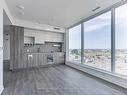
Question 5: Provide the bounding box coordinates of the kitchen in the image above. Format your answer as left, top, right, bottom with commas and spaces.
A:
5, 25, 65, 70
23, 28, 65, 69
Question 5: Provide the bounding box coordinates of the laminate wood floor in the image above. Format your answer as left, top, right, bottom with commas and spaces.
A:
2, 65, 127, 95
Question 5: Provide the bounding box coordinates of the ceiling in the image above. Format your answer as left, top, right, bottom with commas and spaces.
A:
5, 0, 121, 28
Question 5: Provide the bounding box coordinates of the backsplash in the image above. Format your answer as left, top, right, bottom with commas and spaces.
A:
24, 42, 62, 53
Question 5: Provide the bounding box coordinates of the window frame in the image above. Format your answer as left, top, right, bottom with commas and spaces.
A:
67, 0, 127, 77
83, 11, 112, 71
68, 24, 82, 63
114, 3, 127, 76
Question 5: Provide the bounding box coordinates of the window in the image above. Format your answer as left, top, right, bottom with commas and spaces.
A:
69, 24, 81, 63
115, 4, 127, 76
67, 2, 127, 77
83, 12, 111, 71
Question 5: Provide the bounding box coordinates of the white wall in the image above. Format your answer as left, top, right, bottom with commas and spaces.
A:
0, 6, 4, 94
0, 0, 11, 93
0, 0, 11, 94
3, 11, 11, 61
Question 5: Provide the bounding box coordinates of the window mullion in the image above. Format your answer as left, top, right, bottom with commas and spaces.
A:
81, 23, 84, 64
111, 8, 115, 73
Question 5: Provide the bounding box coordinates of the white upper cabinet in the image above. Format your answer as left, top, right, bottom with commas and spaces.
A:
24, 29, 64, 44
35, 36, 45, 44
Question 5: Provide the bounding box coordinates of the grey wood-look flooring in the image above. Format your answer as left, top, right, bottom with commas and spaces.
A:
2, 65, 127, 95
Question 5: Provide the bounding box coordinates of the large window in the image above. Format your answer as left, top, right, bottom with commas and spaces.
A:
115, 4, 127, 76
68, 1, 127, 77
83, 12, 111, 71
69, 24, 81, 63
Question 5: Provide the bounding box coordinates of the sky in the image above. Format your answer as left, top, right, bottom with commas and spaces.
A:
69, 3, 127, 49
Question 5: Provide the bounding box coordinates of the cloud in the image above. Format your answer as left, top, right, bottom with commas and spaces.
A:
84, 23, 109, 32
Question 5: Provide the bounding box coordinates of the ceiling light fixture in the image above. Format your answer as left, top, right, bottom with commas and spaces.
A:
92, 6, 101, 12
54, 27, 60, 30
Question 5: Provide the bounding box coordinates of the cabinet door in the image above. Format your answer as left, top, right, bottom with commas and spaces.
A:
27, 54, 34, 68
55, 53, 65, 64
35, 37, 45, 44
33, 54, 38, 67
47, 54, 54, 64
24, 53, 38, 68
23, 54, 28, 68
53, 53, 57, 64
38, 53, 47, 66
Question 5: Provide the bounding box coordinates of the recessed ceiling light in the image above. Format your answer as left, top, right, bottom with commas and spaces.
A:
16, 5, 25, 10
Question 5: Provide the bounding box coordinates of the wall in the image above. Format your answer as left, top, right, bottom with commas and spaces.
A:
0, 0, 14, 24
0, 6, 4, 94
0, 1, 14, 93
0, 0, 12, 93
3, 11, 12, 61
